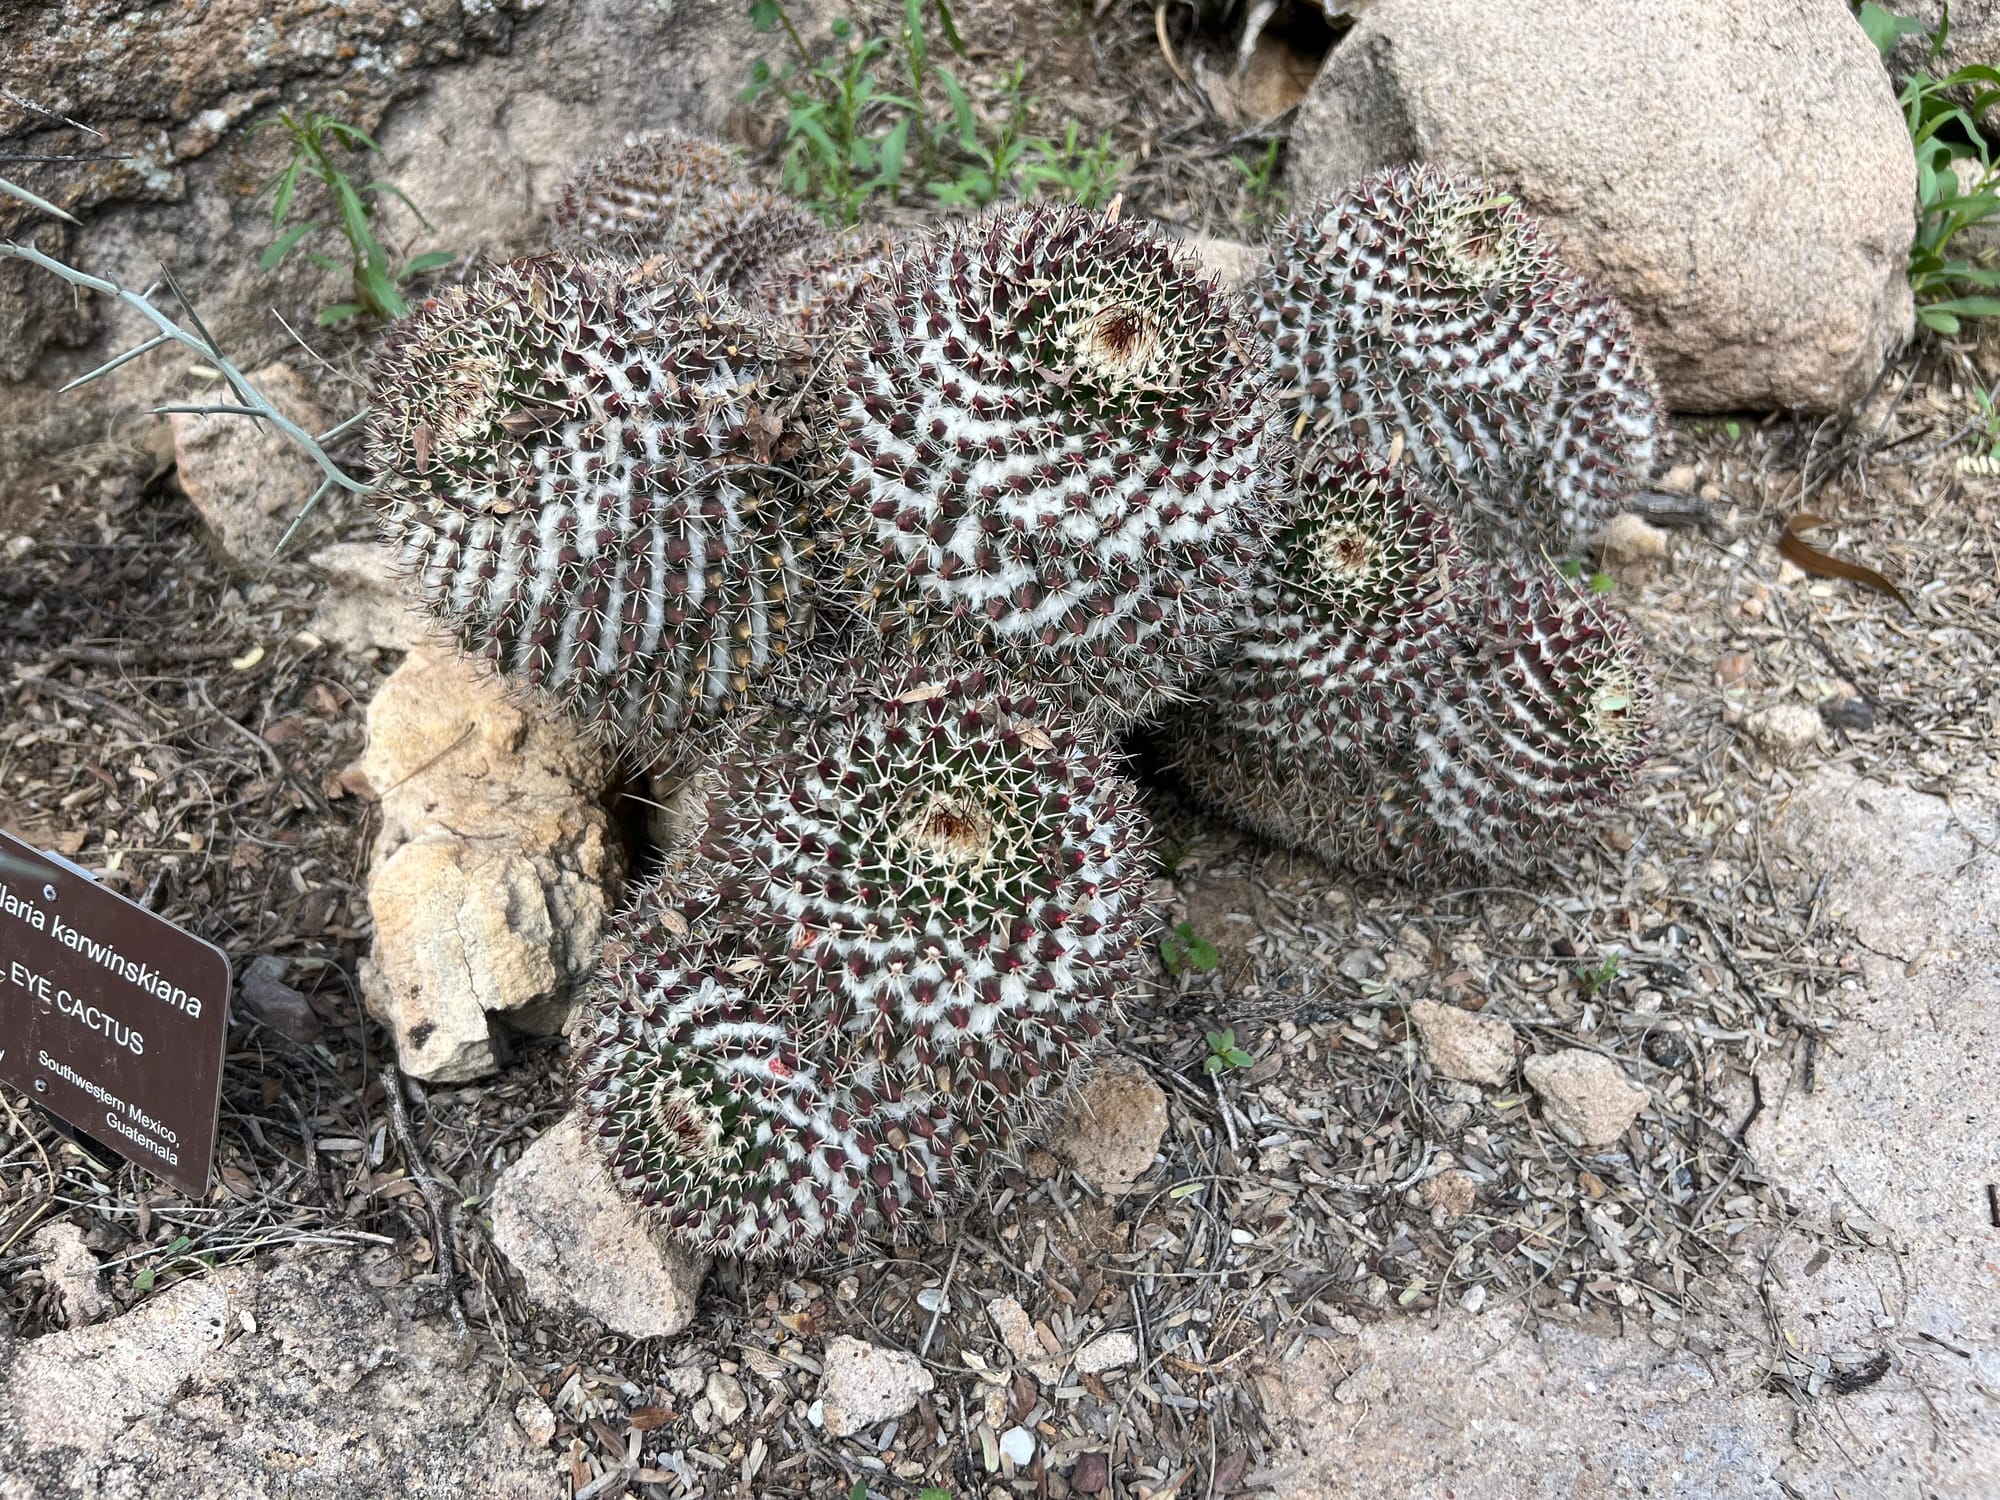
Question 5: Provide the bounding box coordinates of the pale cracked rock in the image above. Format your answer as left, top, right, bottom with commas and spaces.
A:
986, 1296, 1059, 1382
1074, 1331, 1138, 1374
1048, 1058, 1169, 1197
1524, 1049, 1649, 1147
487, 1110, 709, 1340
1409, 999, 1516, 1088
30, 1220, 107, 1324
169, 362, 326, 567
705, 1370, 748, 1425
355, 643, 622, 1081
307, 541, 428, 654
1743, 701, 1824, 764
0, 1247, 556, 1497
814, 1336, 935, 1438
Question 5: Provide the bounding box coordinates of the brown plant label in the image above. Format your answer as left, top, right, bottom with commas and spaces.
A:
0, 829, 229, 1197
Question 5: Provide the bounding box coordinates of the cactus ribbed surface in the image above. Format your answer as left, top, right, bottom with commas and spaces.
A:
551, 135, 825, 298
746, 232, 903, 336
826, 204, 1288, 727
573, 664, 1151, 1258
1259, 167, 1658, 556
364, 254, 823, 750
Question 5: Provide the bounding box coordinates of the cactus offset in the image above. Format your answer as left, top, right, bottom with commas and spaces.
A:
746, 231, 903, 336
551, 135, 825, 298
827, 204, 1288, 727
1259, 167, 1658, 555
574, 664, 1152, 1258
364, 254, 824, 750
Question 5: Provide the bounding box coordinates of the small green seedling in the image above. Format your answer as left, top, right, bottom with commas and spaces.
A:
1160, 920, 1219, 975
1233, 138, 1286, 230
1557, 558, 1616, 594
1576, 952, 1622, 996
249, 109, 455, 324
133, 1232, 193, 1292
1203, 1028, 1253, 1075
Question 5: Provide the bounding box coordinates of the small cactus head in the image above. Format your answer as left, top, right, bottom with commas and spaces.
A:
551, 135, 825, 297
746, 232, 904, 336
363, 254, 824, 751
573, 662, 1154, 1259
827, 203, 1288, 727
1260, 166, 1658, 555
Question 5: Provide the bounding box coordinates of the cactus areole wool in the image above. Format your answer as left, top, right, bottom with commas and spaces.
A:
0, 830, 230, 1197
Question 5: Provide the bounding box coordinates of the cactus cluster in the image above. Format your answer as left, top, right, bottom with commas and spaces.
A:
826, 205, 1286, 726
571, 665, 1150, 1257
361, 131, 1666, 1263
1258, 166, 1658, 556
1167, 444, 1655, 881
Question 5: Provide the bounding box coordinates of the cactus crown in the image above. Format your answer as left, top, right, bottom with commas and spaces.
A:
575, 663, 1151, 1258
364, 254, 822, 749
829, 203, 1286, 727
1259, 166, 1658, 556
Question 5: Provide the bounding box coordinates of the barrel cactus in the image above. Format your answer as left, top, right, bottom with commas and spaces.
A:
573, 664, 1153, 1258
825, 203, 1289, 727
364, 254, 825, 750
1258, 167, 1658, 556
551, 134, 824, 298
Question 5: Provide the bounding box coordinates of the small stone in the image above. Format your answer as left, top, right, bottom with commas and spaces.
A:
1743, 701, 1823, 763
1595, 513, 1668, 573
1523, 1049, 1649, 1147
1418, 1169, 1478, 1221
999, 1425, 1037, 1466
308, 542, 427, 653
1074, 1331, 1138, 1374
487, 1110, 709, 1340
236, 955, 317, 1042
985, 1296, 1058, 1382
169, 362, 326, 566
1070, 1452, 1111, 1494
1338, 947, 1380, 981
1024, 1148, 1059, 1179
1712, 650, 1755, 686
705, 1370, 747, 1425
1047, 1058, 1167, 1198
1819, 695, 1875, 733
816, 1336, 934, 1438
1408, 999, 1516, 1087
1334, 1362, 1392, 1405
4, 535, 32, 561
513, 1393, 556, 1448
1182, 235, 1266, 292
662, 1363, 707, 1399
1658, 463, 1698, 494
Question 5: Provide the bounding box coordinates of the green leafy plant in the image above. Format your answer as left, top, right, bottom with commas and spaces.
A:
1861, 2, 2000, 332
744, 0, 1121, 224
1233, 138, 1286, 231
1558, 558, 1617, 594
1203, 1027, 1253, 1074
249, 109, 454, 325
1576, 952, 1623, 996
132, 1233, 193, 1292
1161, 920, 1220, 975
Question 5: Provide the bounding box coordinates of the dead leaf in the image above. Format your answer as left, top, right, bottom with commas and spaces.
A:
1779, 513, 1911, 613
627, 1405, 673, 1433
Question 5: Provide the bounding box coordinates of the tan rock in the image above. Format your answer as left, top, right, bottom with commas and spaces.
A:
29, 1222, 106, 1325
1595, 513, 1669, 575
1288, 0, 1914, 411
1743, 701, 1823, 764
814, 1336, 935, 1438
356, 644, 620, 1081
1523, 1048, 1648, 1147
1182, 235, 1267, 294
1409, 999, 1516, 1087
487, 1110, 708, 1340
1048, 1058, 1169, 1197
169, 363, 325, 566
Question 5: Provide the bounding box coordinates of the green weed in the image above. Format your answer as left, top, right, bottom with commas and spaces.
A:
1233, 138, 1286, 231
1161, 920, 1220, 975
1862, 1, 2000, 333
1576, 952, 1622, 996
248, 110, 454, 325
1202, 1027, 1253, 1075
1557, 558, 1617, 594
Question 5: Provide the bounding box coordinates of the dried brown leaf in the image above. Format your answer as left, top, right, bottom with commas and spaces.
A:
1779, 513, 1911, 613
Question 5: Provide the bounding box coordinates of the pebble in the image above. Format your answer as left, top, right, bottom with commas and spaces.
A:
1743, 702, 1823, 762
815, 1336, 935, 1438
1408, 999, 1517, 1087
1658, 463, 1697, 494
1047, 1059, 1167, 1198
705, 1370, 747, 1425
1074, 1331, 1138, 1374
999, 1426, 1037, 1466
1523, 1049, 1649, 1147
513, 1393, 556, 1449
1712, 650, 1755, 686
1595, 513, 1668, 571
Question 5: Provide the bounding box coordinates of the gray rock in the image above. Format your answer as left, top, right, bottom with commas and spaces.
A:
1523, 1049, 1649, 1147
169, 362, 325, 566
236, 955, 318, 1043
1047, 1058, 1169, 1198
0, 1248, 555, 1497
1743, 701, 1825, 763
27, 1221, 106, 1325
1408, 999, 1516, 1088
307, 543, 428, 655
1287, 0, 1914, 412
814, 1336, 935, 1439
1074, 1331, 1138, 1374
704, 1370, 748, 1426
487, 1110, 709, 1341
